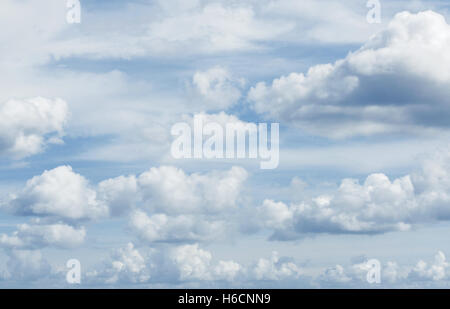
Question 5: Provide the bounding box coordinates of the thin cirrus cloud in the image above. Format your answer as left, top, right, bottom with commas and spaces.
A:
0, 0, 398, 63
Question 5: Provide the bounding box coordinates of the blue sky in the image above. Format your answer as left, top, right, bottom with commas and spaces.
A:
1, 0, 450, 288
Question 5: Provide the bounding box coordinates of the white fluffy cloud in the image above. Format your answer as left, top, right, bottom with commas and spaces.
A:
129, 210, 225, 243
3, 165, 247, 246
5, 166, 108, 220
257, 200, 294, 230
0, 250, 52, 282
248, 11, 450, 138
0, 222, 86, 249
139, 166, 247, 214
316, 251, 450, 287
256, 149, 450, 238
409, 251, 449, 281
0, 97, 68, 158
252, 251, 302, 281
189, 66, 244, 110
88, 243, 306, 286
94, 243, 151, 285
123, 166, 247, 243
171, 244, 242, 282
317, 265, 352, 285
100, 165, 248, 216
0, 166, 105, 251
172, 244, 213, 281
214, 260, 242, 282
97, 175, 138, 217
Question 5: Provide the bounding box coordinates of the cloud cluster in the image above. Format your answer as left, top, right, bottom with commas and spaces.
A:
317, 251, 450, 288
6, 146, 450, 248
89, 245, 450, 288
255, 149, 450, 238
0, 97, 68, 159
6, 241, 450, 288
0, 166, 104, 250
2, 165, 247, 247
248, 11, 450, 138
89, 243, 151, 285
114, 166, 247, 243
171, 244, 243, 282
90, 243, 303, 286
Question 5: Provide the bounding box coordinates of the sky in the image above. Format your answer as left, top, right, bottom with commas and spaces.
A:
1, 0, 450, 288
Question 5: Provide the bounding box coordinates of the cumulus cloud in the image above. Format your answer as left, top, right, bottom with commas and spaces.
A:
255, 149, 450, 238
0, 97, 68, 158
252, 251, 302, 281
139, 166, 247, 214
129, 210, 225, 243
3, 165, 247, 246
109, 243, 150, 283
88, 243, 305, 286
0, 250, 52, 282
214, 260, 242, 282
4, 166, 108, 220
257, 200, 294, 230
316, 251, 450, 287
188, 66, 244, 110
317, 264, 352, 285
248, 11, 450, 138
89, 243, 151, 285
100, 165, 247, 216
122, 166, 247, 243
0, 222, 86, 249
409, 251, 449, 281
171, 244, 242, 282
171, 244, 213, 281
97, 175, 138, 217
0, 166, 105, 252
